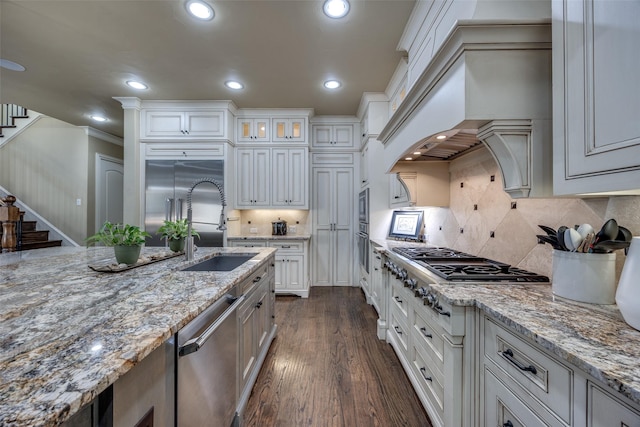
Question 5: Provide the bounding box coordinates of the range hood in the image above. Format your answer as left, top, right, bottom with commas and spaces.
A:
379, 22, 553, 198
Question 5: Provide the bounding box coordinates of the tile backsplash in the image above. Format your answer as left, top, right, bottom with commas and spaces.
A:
226, 209, 311, 236
420, 148, 640, 279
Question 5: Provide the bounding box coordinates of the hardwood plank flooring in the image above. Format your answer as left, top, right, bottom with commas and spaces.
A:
243, 287, 433, 427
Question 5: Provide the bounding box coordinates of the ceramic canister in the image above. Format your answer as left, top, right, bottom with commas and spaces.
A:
616, 236, 640, 331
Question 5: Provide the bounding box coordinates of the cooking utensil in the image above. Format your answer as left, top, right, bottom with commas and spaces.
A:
580, 232, 595, 253
576, 223, 595, 239
538, 225, 557, 237
595, 219, 619, 245
556, 226, 569, 251
536, 234, 563, 250
564, 228, 583, 252
591, 239, 630, 253
618, 226, 633, 255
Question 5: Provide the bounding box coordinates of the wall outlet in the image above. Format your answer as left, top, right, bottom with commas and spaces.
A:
250, 227, 258, 234
289, 225, 296, 233
76, 198, 82, 206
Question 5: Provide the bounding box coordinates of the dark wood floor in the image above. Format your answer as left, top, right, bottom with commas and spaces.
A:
243, 287, 433, 427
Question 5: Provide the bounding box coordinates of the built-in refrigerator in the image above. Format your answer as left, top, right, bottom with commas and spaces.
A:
145, 159, 225, 247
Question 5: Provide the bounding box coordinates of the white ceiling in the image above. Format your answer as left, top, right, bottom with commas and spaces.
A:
0, 0, 415, 138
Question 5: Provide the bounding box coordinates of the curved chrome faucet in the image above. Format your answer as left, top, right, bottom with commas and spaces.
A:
186, 177, 227, 261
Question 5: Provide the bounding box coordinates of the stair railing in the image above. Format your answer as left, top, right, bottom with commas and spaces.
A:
0, 195, 20, 252
1, 104, 27, 128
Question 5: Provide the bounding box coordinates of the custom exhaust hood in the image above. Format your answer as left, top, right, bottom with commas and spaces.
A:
380, 22, 554, 198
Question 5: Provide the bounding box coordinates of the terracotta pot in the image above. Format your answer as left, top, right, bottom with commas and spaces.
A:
114, 245, 141, 265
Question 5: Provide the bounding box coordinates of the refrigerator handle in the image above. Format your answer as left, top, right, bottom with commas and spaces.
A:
176, 198, 184, 220
166, 198, 174, 221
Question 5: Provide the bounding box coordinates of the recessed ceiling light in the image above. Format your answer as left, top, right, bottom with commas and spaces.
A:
405, 157, 413, 161
225, 81, 244, 90
436, 135, 447, 140
323, 0, 350, 18
324, 80, 341, 89
126, 80, 148, 90
186, 0, 214, 20
0, 59, 26, 72
413, 152, 421, 155
91, 115, 107, 122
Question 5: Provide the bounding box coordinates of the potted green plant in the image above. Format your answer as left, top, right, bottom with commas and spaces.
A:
86, 221, 151, 265
157, 218, 199, 253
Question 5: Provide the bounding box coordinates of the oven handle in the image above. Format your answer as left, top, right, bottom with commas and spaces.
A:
179, 294, 246, 357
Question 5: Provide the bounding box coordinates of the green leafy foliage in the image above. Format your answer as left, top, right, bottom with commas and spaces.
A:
157, 219, 200, 240
86, 221, 150, 247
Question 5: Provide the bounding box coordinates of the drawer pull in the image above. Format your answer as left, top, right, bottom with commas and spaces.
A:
419, 367, 433, 382
433, 305, 451, 317
394, 326, 403, 335
394, 296, 403, 303
503, 422, 513, 427
502, 349, 537, 375
419, 327, 433, 339
281, 245, 291, 248
253, 276, 262, 283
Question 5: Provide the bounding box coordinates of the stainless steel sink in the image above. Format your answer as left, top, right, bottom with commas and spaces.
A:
182, 254, 257, 272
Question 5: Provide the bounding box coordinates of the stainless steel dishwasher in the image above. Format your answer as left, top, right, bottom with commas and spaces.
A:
176, 285, 244, 427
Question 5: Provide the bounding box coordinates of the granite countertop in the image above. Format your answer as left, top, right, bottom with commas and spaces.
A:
372, 238, 640, 406
227, 234, 311, 240
0, 245, 276, 427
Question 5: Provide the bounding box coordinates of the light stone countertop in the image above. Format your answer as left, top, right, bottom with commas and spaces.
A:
373, 238, 640, 406
0, 245, 277, 427
227, 234, 311, 240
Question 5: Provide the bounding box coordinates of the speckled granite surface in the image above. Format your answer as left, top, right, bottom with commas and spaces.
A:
0, 246, 276, 427
227, 234, 311, 240
373, 238, 640, 407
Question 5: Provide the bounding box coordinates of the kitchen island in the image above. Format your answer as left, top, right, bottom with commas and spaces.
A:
373, 238, 640, 426
0, 245, 276, 427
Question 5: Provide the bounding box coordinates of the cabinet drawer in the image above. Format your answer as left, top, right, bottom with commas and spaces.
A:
240, 263, 270, 295
484, 367, 553, 427
390, 281, 410, 322
228, 240, 268, 248
269, 241, 304, 253
412, 304, 445, 367
484, 316, 572, 424
144, 143, 225, 158
411, 342, 444, 417
389, 310, 409, 355
589, 382, 640, 426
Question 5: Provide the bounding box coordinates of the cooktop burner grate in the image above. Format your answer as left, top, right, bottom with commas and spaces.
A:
392, 246, 549, 283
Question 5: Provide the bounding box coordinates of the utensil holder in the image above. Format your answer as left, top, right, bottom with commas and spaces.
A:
552, 250, 616, 304
616, 237, 640, 330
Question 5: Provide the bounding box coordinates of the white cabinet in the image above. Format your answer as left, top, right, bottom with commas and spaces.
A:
369, 246, 383, 315
272, 148, 308, 208
227, 240, 267, 248
236, 147, 309, 209
271, 118, 305, 142
141, 110, 226, 140
360, 144, 369, 188
389, 173, 412, 207
236, 148, 270, 208
588, 382, 640, 427
237, 261, 275, 415
311, 124, 355, 149
236, 118, 270, 143
553, 0, 640, 195
311, 166, 354, 287
271, 240, 308, 298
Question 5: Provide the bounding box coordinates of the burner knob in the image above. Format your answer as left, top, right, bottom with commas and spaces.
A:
425, 292, 437, 306
404, 277, 417, 289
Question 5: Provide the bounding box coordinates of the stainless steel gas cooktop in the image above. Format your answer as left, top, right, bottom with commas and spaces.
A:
392, 247, 549, 283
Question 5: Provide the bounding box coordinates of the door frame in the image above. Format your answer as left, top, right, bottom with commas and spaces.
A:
95, 153, 124, 231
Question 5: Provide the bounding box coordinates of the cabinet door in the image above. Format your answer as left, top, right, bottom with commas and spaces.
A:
332, 125, 354, 149
184, 111, 224, 138
236, 149, 270, 207
271, 150, 290, 207
237, 118, 269, 143
311, 125, 333, 148
143, 111, 185, 138
255, 282, 270, 351
553, 0, 640, 194
286, 255, 304, 290
239, 296, 257, 390
272, 118, 305, 142
287, 148, 308, 207
360, 144, 369, 187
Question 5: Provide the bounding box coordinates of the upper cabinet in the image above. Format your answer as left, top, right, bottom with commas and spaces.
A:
140, 105, 232, 141
272, 118, 306, 143
553, 0, 640, 195
237, 118, 270, 143
311, 124, 355, 150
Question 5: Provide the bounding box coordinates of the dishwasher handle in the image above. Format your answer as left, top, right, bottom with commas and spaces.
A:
178, 294, 246, 357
